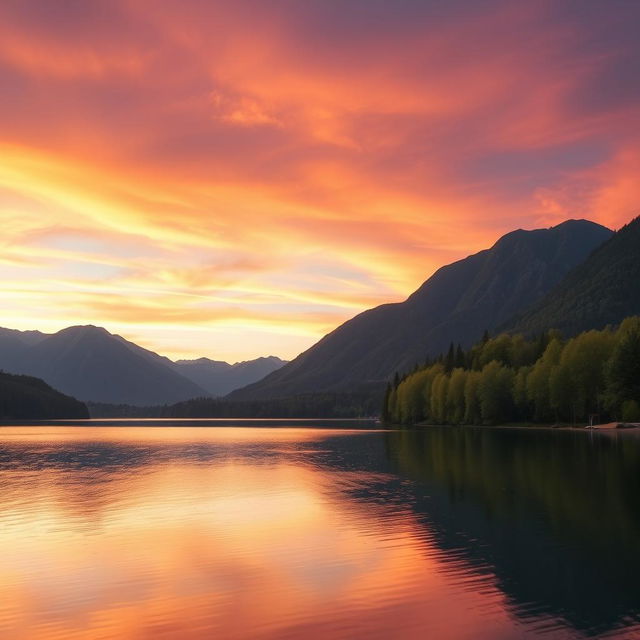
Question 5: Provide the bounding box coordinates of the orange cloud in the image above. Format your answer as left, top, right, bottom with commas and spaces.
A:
0, 0, 638, 359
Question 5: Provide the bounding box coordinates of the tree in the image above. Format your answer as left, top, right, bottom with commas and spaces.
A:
384, 319, 639, 426
430, 372, 449, 424
463, 371, 482, 424
382, 383, 392, 423
447, 368, 467, 424
454, 344, 466, 369
399, 370, 432, 423
422, 364, 444, 421
606, 320, 640, 418
478, 361, 514, 424
512, 366, 532, 420
549, 362, 573, 422
479, 334, 513, 368
388, 387, 399, 423
527, 338, 563, 422
621, 400, 640, 422
554, 330, 614, 422
444, 343, 455, 373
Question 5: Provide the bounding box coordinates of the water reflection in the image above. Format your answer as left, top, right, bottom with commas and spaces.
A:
385, 427, 640, 638
0, 424, 638, 639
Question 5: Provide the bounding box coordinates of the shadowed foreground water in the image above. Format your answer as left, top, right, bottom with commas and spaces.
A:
0, 422, 639, 639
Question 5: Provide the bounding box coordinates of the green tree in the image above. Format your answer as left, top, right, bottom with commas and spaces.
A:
479, 334, 514, 368
549, 362, 573, 422
554, 330, 614, 423
527, 338, 563, 422
447, 368, 467, 424
454, 344, 466, 369
430, 372, 449, 424
382, 383, 392, 423
478, 361, 515, 424
422, 364, 444, 421
512, 366, 532, 420
388, 386, 399, 423
444, 343, 455, 373
463, 370, 482, 424
621, 400, 640, 422
399, 369, 433, 423
606, 319, 640, 418
383, 318, 639, 426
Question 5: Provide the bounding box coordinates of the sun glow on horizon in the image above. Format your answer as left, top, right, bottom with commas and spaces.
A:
1, 1, 639, 360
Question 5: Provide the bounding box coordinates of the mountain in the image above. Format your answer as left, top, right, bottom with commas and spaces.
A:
0, 371, 89, 419
0, 325, 208, 406
173, 356, 287, 397
229, 219, 612, 400
0, 325, 287, 406
504, 217, 640, 337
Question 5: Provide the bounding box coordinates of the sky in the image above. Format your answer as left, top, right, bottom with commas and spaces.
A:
1, 0, 639, 362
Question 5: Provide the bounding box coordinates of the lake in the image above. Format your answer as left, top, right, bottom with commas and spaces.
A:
0, 421, 639, 639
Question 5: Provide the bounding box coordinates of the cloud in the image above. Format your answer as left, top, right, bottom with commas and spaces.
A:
0, 0, 638, 359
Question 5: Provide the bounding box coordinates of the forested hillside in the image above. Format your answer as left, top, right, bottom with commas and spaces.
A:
505, 217, 640, 337
230, 220, 611, 401
385, 317, 640, 425
0, 371, 89, 419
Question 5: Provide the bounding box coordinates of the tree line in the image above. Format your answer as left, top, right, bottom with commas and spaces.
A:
0, 371, 89, 419
383, 317, 640, 425
89, 390, 380, 419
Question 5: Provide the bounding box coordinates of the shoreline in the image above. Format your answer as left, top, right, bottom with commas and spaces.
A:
395, 421, 640, 433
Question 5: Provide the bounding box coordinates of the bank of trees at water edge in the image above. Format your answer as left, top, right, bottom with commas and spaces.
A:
383, 317, 640, 426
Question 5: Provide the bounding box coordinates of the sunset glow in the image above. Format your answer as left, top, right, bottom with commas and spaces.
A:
0, 427, 515, 640
1, 0, 639, 360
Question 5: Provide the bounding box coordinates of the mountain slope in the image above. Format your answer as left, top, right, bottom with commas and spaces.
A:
0, 325, 288, 406
504, 217, 640, 337
229, 220, 612, 400
0, 328, 47, 370
0, 326, 208, 405
0, 371, 89, 419
174, 356, 287, 397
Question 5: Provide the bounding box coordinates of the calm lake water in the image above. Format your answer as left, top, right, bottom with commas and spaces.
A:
0, 421, 639, 639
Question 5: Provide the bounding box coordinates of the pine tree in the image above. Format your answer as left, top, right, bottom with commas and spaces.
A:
444, 342, 455, 373
455, 343, 465, 368
382, 383, 392, 423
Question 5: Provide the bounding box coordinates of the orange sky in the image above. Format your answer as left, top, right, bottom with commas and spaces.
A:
1, 0, 639, 361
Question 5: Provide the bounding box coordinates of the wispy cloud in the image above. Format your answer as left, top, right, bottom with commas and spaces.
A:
0, 0, 638, 358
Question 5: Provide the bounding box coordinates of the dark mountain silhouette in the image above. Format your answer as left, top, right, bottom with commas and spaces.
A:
0, 325, 287, 406
504, 216, 640, 337
229, 220, 612, 400
0, 325, 207, 406
174, 356, 287, 397
0, 371, 89, 419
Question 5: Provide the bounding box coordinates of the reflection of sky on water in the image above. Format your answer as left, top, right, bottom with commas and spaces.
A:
0, 425, 638, 639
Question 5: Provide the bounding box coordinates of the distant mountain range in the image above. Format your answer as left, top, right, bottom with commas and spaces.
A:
3, 216, 637, 417
504, 217, 640, 337
174, 356, 287, 397
0, 371, 89, 419
228, 219, 613, 401
0, 326, 286, 406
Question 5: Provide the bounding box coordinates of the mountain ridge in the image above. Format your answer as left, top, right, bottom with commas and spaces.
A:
0, 325, 286, 405
503, 216, 640, 337
173, 355, 287, 397
228, 219, 613, 401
